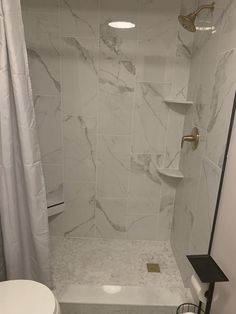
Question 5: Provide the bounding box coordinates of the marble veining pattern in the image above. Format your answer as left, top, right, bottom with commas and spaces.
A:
64, 115, 96, 182
97, 135, 130, 198
171, 0, 236, 285
206, 49, 236, 167
61, 36, 98, 117
23, 0, 194, 243
22, 12, 61, 95
21, 0, 236, 305
34, 95, 62, 164
133, 83, 170, 154
60, 0, 99, 39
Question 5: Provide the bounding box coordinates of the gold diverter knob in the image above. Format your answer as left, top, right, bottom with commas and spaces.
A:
181, 127, 200, 150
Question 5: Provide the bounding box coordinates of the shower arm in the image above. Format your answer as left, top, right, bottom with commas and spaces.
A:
192, 2, 215, 17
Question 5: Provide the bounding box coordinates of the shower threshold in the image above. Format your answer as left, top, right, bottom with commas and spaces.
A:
50, 237, 192, 313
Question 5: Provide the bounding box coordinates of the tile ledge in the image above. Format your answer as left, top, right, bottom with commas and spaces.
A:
164, 99, 193, 106
55, 284, 192, 306
48, 202, 64, 217
156, 168, 184, 179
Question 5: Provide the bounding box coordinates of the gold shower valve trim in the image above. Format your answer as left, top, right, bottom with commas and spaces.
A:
181, 127, 200, 150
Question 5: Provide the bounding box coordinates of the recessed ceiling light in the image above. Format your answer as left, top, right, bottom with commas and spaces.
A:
108, 21, 135, 29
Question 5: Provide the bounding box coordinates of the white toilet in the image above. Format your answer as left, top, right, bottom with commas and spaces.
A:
0, 280, 61, 314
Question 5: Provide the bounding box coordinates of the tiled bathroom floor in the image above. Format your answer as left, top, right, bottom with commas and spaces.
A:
50, 236, 191, 305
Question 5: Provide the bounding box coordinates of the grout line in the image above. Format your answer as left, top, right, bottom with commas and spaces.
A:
95, 0, 101, 238
58, 0, 65, 213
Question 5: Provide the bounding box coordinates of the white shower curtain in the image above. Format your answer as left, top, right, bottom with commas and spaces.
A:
0, 0, 51, 287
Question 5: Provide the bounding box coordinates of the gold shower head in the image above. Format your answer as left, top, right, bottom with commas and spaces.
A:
178, 2, 215, 32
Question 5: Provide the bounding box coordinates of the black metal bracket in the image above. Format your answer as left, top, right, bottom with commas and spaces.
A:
47, 201, 64, 209
187, 254, 229, 314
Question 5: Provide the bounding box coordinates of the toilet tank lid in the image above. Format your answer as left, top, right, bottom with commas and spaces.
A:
0, 280, 56, 314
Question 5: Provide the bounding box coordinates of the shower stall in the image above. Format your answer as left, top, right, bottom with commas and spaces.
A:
20, 0, 236, 312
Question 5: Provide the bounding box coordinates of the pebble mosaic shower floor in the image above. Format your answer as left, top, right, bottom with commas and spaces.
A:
50, 236, 190, 301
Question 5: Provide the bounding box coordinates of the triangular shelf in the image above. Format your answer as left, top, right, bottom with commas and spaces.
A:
164, 99, 193, 106
156, 168, 184, 179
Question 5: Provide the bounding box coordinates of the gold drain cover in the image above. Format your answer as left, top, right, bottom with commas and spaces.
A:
147, 263, 160, 273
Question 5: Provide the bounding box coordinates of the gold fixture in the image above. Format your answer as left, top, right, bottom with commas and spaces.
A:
178, 2, 215, 32
181, 127, 200, 150
147, 263, 161, 273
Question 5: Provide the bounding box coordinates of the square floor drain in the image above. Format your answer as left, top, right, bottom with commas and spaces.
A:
147, 263, 161, 273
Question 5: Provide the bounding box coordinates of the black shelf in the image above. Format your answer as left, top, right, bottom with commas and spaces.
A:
47, 201, 64, 209
187, 254, 229, 283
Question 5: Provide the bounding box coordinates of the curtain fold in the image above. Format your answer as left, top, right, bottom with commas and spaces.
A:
0, 0, 51, 287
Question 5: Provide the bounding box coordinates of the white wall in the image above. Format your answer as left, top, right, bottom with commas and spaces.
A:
22, 0, 193, 241
211, 99, 236, 313
171, 0, 236, 285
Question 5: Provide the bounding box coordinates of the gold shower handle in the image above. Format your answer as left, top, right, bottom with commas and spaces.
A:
181, 127, 200, 150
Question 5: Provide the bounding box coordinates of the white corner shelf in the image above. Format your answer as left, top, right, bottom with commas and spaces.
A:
48, 202, 65, 217
157, 168, 184, 179
164, 99, 193, 106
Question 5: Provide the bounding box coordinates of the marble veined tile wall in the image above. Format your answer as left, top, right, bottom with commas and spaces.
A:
171, 0, 236, 284
21, 0, 193, 240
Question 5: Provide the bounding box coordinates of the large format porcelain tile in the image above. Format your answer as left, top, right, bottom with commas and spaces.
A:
192, 26, 221, 130
99, 24, 136, 82
205, 0, 226, 9
171, 27, 193, 100
60, 0, 99, 39
99, 1, 137, 85
42, 164, 64, 207
170, 0, 195, 100
21, 0, 59, 14
98, 93, 133, 135
126, 214, 159, 241
217, 0, 236, 53
206, 49, 236, 167
171, 178, 197, 284
64, 115, 97, 182
61, 37, 98, 117
128, 154, 162, 216
23, 12, 60, 95
157, 178, 176, 240
97, 135, 130, 198
132, 83, 170, 154
179, 0, 197, 15
99, 12, 136, 135
127, 197, 160, 216
186, 45, 203, 104
22, 0, 194, 248
171, 126, 207, 279
100, 0, 138, 37
34, 95, 62, 163
164, 106, 185, 169
98, 74, 134, 135
189, 157, 221, 254
137, 0, 180, 83
187, 4, 225, 114
96, 198, 127, 239
49, 181, 96, 237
